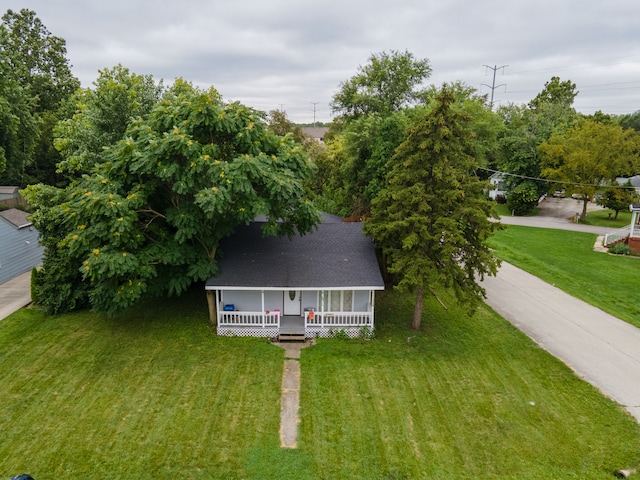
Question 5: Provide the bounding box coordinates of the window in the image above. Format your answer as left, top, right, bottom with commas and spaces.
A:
320, 290, 354, 312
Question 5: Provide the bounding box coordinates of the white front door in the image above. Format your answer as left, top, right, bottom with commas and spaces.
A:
283, 290, 301, 315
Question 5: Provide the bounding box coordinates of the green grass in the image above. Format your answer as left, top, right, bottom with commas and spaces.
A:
582, 208, 633, 228
487, 225, 640, 327
2, 285, 640, 478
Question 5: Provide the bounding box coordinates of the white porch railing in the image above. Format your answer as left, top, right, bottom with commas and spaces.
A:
219, 311, 280, 328
304, 311, 372, 328
604, 226, 632, 247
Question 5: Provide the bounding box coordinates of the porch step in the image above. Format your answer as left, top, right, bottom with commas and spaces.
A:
278, 332, 306, 342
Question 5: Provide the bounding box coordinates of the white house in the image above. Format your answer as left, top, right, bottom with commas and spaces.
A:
0, 208, 43, 284
488, 172, 507, 200
205, 217, 385, 340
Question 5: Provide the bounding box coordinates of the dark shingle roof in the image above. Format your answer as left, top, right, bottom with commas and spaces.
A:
205, 222, 384, 290
0, 208, 32, 229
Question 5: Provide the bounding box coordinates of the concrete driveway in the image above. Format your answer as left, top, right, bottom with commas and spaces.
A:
485, 198, 640, 422
0, 270, 33, 321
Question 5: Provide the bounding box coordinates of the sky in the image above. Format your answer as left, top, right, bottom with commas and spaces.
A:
5, 0, 640, 123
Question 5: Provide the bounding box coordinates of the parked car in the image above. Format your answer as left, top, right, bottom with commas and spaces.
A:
552, 190, 565, 198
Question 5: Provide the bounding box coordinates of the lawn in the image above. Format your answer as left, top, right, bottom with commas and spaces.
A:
487, 225, 640, 327
2, 285, 640, 479
582, 208, 633, 229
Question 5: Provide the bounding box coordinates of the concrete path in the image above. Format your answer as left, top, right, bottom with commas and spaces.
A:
482, 261, 640, 422
499, 214, 613, 236
274, 341, 311, 448
0, 270, 33, 321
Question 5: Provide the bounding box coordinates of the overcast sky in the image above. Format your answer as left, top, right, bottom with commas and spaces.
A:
5, 0, 640, 123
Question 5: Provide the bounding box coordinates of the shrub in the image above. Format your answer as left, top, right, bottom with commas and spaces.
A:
506, 181, 539, 215
608, 242, 632, 255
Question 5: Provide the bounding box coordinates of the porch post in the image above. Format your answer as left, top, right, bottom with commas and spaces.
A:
206, 290, 217, 326
261, 290, 265, 327
371, 290, 375, 328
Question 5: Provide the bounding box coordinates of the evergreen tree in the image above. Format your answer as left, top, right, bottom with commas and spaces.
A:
364, 86, 501, 329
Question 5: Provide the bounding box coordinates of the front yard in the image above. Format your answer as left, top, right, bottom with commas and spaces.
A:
1, 284, 639, 479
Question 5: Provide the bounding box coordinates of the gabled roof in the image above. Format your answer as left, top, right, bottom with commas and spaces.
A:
0, 208, 32, 229
205, 221, 384, 290
0, 186, 20, 195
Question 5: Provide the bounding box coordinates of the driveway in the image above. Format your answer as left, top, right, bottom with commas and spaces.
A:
0, 270, 33, 321
484, 197, 640, 422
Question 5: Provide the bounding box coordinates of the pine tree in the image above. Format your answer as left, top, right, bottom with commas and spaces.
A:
364, 86, 501, 329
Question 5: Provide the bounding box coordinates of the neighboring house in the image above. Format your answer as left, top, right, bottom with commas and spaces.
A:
628, 204, 640, 254
616, 175, 640, 193
488, 172, 507, 200
205, 217, 385, 339
0, 186, 22, 208
0, 208, 44, 285
301, 127, 329, 143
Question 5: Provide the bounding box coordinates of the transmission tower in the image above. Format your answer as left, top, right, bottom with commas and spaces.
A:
482, 64, 508, 108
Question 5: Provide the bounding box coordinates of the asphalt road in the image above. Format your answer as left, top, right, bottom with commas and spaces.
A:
484, 197, 640, 422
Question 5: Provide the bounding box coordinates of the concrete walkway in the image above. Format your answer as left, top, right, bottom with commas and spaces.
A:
0, 270, 33, 321
273, 341, 311, 448
483, 221, 640, 422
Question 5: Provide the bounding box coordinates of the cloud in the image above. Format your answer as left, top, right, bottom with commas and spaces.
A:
4, 0, 640, 122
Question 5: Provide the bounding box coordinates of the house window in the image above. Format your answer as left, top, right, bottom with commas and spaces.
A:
320, 290, 354, 312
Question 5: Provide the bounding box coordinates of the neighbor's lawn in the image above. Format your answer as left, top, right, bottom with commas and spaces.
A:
582, 208, 633, 229
2, 285, 640, 479
488, 225, 640, 327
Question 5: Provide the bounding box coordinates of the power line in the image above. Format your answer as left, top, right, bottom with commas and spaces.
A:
478, 167, 639, 189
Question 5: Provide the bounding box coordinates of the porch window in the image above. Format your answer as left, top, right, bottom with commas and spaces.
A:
320, 290, 354, 312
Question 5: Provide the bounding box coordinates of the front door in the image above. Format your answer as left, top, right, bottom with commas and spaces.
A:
283, 290, 301, 315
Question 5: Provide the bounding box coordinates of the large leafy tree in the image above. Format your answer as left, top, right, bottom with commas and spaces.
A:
2, 8, 79, 112
496, 77, 579, 211
25, 81, 320, 315
0, 26, 38, 178
323, 50, 433, 217
539, 119, 640, 221
330, 50, 432, 119
55, 65, 163, 177
364, 86, 501, 330
0, 8, 79, 186
597, 181, 639, 219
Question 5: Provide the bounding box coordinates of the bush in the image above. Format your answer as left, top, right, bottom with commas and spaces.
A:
608, 242, 632, 255
495, 194, 507, 204
506, 181, 539, 216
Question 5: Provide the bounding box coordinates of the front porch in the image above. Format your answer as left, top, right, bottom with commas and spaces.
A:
603, 203, 640, 253
209, 287, 377, 339
215, 309, 375, 339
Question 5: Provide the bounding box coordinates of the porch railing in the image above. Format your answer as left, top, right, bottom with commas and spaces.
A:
604, 226, 632, 247
219, 311, 280, 328
304, 311, 372, 328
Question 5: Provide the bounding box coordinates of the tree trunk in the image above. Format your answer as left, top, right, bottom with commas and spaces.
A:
412, 285, 424, 330
581, 198, 589, 222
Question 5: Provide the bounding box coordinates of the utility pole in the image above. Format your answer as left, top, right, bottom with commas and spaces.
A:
482, 64, 508, 109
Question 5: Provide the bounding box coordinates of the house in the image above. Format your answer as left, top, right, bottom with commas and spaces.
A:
0, 208, 44, 285
603, 203, 640, 253
628, 204, 640, 254
616, 175, 640, 194
205, 217, 384, 339
301, 127, 329, 143
0, 186, 22, 208
488, 172, 507, 200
